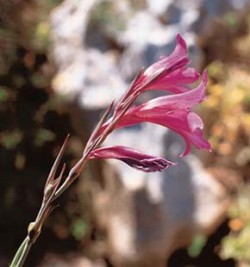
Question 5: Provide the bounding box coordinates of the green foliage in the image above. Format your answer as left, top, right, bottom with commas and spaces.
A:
206, 61, 225, 80
1, 130, 23, 150
34, 128, 56, 147
188, 234, 207, 258
33, 21, 51, 52
221, 185, 250, 264
71, 218, 88, 241
201, 14, 250, 266
89, 0, 128, 36
223, 12, 240, 28
202, 60, 250, 179
221, 225, 250, 264
0, 87, 10, 102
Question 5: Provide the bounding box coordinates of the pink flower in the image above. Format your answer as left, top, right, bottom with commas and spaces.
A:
87, 34, 211, 172
89, 146, 175, 172
104, 71, 211, 156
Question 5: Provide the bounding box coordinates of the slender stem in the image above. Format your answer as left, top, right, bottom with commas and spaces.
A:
15, 239, 33, 267
53, 157, 87, 200
9, 81, 139, 267
34, 202, 46, 224
9, 237, 30, 267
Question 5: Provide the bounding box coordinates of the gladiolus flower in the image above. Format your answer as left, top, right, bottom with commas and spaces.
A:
87, 34, 211, 173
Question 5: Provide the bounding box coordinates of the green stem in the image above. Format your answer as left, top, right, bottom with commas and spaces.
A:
9, 236, 32, 267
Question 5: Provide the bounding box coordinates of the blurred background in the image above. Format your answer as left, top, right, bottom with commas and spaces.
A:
0, 0, 250, 266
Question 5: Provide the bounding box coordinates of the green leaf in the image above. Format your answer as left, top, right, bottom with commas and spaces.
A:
0, 87, 10, 102
188, 234, 207, 258
71, 218, 88, 241
9, 237, 29, 267
34, 128, 56, 147
1, 130, 23, 149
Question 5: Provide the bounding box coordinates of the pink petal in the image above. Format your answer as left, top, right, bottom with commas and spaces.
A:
140, 71, 207, 112
140, 110, 211, 156
147, 67, 200, 93
127, 34, 190, 95
139, 111, 210, 156
117, 71, 207, 125
188, 112, 203, 131
89, 146, 175, 172
116, 35, 201, 111
111, 72, 211, 156
143, 34, 188, 79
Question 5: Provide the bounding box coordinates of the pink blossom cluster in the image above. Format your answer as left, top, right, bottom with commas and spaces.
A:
86, 34, 211, 172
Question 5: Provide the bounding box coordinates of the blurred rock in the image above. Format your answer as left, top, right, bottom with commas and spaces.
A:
50, 0, 97, 99
50, 0, 250, 106
96, 126, 231, 266
50, 0, 126, 108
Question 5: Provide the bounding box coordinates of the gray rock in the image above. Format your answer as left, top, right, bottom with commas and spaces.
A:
101, 125, 230, 266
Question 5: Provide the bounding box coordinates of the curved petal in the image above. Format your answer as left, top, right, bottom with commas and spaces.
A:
146, 67, 200, 93
125, 34, 191, 96
143, 34, 188, 79
89, 146, 175, 172
136, 111, 211, 156
140, 71, 207, 112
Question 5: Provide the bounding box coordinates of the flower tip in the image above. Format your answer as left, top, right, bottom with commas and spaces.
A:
176, 34, 187, 51
179, 149, 189, 158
